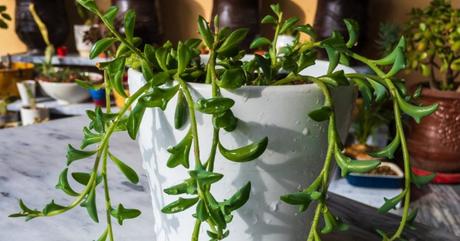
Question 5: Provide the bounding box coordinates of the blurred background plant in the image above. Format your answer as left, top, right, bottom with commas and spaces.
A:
0, 5, 11, 29
405, 0, 460, 91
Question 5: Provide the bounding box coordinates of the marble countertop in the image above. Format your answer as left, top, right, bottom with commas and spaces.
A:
1, 116, 459, 240
0, 116, 154, 241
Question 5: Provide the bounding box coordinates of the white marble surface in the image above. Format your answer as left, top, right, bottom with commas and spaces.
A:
0, 116, 154, 241
0, 116, 404, 241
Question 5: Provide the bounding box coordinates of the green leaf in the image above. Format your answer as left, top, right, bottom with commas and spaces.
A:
376, 229, 391, 241
107, 58, 127, 98
189, 169, 224, 186
320, 70, 349, 87
127, 100, 146, 139
110, 203, 141, 225
280, 17, 300, 34
174, 91, 188, 129
344, 19, 359, 48
55, 168, 79, 196
197, 16, 214, 49
384, 47, 406, 78
297, 51, 316, 72
124, 10, 136, 41
372, 37, 405, 66
250, 37, 272, 49
195, 200, 209, 221
213, 110, 238, 132
353, 78, 373, 109
108, 152, 139, 184
184, 38, 202, 49
280, 191, 321, 206
1, 13, 11, 21
141, 85, 179, 110
102, 6, 118, 25
90, 37, 117, 59
164, 178, 196, 195
144, 44, 156, 63
196, 97, 235, 114
378, 191, 405, 214
270, 4, 281, 16
167, 131, 193, 168
155, 47, 169, 72
96, 228, 109, 241
294, 25, 317, 39
325, 46, 339, 74
411, 171, 435, 188
223, 182, 252, 212
217, 28, 249, 56
82, 188, 99, 222
76, 0, 98, 13
218, 67, 246, 89
396, 93, 438, 123
177, 42, 192, 74
367, 77, 387, 102
72, 172, 92, 185
204, 192, 227, 229
219, 137, 268, 162
141, 59, 154, 82
308, 106, 332, 122
320, 208, 348, 234
261, 15, 276, 24
66, 144, 97, 165
42, 200, 66, 216
81, 127, 102, 149
116, 37, 142, 58
161, 197, 199, 214
335, 146, 381, 176
370, 132, 400, 159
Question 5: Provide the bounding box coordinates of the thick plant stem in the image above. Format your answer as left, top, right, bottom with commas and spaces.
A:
102, 148, 115, 241
191, 219, 202, 241
387, 86, 411, 241
306, 80, 337, 240
350, 52, 412, 240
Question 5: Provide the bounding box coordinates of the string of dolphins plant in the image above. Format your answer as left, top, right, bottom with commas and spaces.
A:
10, 1, 438, 241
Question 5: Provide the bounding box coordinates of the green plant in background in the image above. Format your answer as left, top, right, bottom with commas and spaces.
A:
10, 1, 438, 241
377, 23, 401, 57
0, 5, 11, 29
0, 99, 8, 116
405, 0, 460, 90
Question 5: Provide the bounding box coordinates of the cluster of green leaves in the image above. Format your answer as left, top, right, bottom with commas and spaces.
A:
405, 0, 460, 90
11, 1, 438, 241
0, 5, 11, 29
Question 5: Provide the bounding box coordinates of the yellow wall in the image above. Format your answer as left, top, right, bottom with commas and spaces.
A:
1, 0, 460, 56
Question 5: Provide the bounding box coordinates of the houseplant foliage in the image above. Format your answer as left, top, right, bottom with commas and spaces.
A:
0, 5, 11, 29
11, 1, 438, 241
405, 0, 460, 90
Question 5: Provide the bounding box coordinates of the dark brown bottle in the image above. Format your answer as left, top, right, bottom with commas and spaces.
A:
112, 0, 163, 45
211, 0, 260, 49
314, 0, 368, 52
15, 0, 69, 54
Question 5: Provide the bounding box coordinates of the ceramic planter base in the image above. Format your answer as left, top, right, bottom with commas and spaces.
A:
408, 88, 460, 175
128, 60, 356, 240
20, 106, 49, 125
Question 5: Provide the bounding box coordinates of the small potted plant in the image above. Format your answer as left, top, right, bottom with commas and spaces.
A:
403, 0, 460, 181
18, 82, 49, 126
11, 1, 437, 241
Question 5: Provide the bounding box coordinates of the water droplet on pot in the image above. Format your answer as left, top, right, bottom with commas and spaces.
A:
302, 128, 309, 135
270, 201, 279, 212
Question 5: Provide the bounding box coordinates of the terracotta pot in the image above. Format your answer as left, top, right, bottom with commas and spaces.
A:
407, 88, 460, 173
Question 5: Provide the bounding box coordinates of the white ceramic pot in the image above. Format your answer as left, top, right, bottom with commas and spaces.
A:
74, 25, 92, 57
20, 106, 49, 125
16, 80, 36, 107
39, 81, 90, 105
128, 60, 356, 241
276, 35, 296, 51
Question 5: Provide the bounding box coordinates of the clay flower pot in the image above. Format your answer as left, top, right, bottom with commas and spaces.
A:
407, 88, 460, 174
